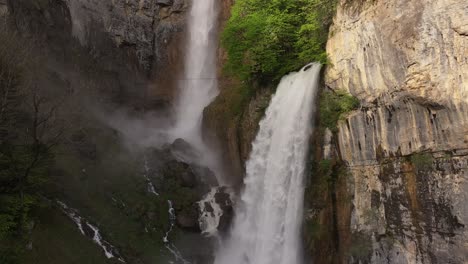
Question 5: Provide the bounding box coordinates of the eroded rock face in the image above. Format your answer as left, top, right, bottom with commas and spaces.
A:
324, 0, 468, 263
345, 153, 467, 264
327, 0, 468, 165
0, 0, 7, 18
7, 0, 188, 107
62, 0, 187, 70
326, 0, 468, 106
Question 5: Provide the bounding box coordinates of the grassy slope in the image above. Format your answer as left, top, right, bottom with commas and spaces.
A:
21, 206, 112, 264
39, 119, 172, 263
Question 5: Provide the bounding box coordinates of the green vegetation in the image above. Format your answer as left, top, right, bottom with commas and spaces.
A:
318, 159, 332, 174
319, 90, 360, 132
206, 80, 254, 121
19, 206, 111, 264
0, 27, 63, 262
222, 0, 337, 82
304, 218, 324, 249
410, 153, 433, 172
349, 231, 373, 261
52, 137, 172, 263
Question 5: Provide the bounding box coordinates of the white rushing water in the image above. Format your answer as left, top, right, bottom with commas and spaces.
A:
169, 0, 225, 187
215, 63, 322, 264
164, 200, 191, 264
172, 0, 219, 147
143, 156, 159, 196
198, 187, 225, 236
57, 201, 125, 263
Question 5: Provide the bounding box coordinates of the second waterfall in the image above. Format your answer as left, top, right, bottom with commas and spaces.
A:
215, 63, 322, 264
172, 0, 219, 148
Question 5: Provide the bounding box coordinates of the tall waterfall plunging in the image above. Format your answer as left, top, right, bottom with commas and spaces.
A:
215, 63, 322, 264
172, 0, 219, 148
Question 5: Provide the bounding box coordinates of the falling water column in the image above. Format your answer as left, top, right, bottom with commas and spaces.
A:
215, 63, 322, 264
172, 0, 219, 148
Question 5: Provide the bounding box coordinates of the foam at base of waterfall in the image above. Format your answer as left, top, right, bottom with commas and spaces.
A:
198, 187, 232, 236
214, 63, 322, 264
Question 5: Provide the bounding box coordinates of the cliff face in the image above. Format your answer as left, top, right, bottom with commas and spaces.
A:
7, 0, 188, 107
324, 0, 468, 262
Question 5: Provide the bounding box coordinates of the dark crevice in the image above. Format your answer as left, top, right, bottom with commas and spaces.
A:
330, 172, 340, 252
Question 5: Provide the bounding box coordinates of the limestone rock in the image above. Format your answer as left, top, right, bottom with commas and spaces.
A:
326, 0, 468, 106
325, 0, 468, 262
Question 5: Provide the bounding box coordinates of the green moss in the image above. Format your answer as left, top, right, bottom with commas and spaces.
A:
304, 218, 324, 249
410, 153, 433, 172
207, 81, 254, 120
349, 231, 373, 260
49, 126, 170, 262
319, 90, 360, 132
318, 159, 332, 174
20, 206, 112, 264
222, 0, 337, 83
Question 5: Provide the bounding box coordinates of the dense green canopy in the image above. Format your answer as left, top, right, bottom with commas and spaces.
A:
222, 0, 336, 82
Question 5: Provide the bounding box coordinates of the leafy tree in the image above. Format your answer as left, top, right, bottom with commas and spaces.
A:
0, 26, 62, 262
222, 0, 337, 83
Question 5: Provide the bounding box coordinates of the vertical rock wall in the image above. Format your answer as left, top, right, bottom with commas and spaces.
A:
324, 0, 468, 263
6, 0, 189, 107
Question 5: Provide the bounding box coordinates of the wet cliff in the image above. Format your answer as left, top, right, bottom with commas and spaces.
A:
7, 0, 188, 107
308, 0, 468, 263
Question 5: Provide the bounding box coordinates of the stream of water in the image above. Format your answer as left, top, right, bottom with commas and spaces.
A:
215, 63, 322, 264
172, 0, 219, 148
163, 1, 220, 262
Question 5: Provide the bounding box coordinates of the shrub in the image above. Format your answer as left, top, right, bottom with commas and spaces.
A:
410, 153, 433, 172
319, 90, 360, 132
349, 231, 373, 261
318, 159, 332, 175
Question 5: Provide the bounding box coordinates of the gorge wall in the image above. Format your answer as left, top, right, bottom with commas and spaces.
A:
7, 0, 189, 108
313, 0, 468, 263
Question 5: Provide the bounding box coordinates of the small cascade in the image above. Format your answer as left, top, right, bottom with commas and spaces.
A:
215, 63, 322, 264
198, 187, 233, 237
163, 200, 191, 264
57, 201, 125, 262
143, 155, 159, 196
198, 188, 224, 236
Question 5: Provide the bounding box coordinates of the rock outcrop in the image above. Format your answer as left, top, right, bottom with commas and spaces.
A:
322, 0, 468, 263
7, 0, 188, 107
0, 0, 7, 18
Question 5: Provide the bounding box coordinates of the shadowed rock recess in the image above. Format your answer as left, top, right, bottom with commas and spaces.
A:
313, 0, 467, 263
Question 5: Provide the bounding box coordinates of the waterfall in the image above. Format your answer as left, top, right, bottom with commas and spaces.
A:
172, 0, 219, 147
168, 0, 224, 186
215, 63, 322, 264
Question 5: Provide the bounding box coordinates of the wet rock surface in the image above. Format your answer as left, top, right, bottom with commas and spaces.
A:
198, 187, 233, 236
144, 140, 219, 232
